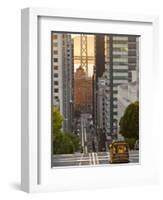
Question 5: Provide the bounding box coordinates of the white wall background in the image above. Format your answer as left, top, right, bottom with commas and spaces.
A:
0, 0, 162, 199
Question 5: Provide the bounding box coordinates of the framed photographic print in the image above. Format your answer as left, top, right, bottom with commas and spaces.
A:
21, 8, 159, 193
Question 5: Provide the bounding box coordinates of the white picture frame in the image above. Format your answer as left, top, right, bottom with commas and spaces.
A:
21, 7, 159, 193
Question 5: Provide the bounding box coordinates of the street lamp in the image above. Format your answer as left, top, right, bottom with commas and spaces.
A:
69, 99, 73, 132
113, 119, 118, 139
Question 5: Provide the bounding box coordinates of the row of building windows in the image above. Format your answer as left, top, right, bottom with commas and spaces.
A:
113, 65, 128, 69
113, 58, 128, 62
113, 47, 128, 52
113, 55, 129, 59
113, 62, 128, 65
113, 40, 128, 44
113, 72, 128, 77
113, 51, 128, 56
113, 69, 128, 73
113, 76, 128, 80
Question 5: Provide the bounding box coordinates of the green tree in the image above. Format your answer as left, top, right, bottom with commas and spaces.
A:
65, 132, 80, 152
125, 138, 136, 150
52, 107, 80, 154
53, 106, 63, 138
53, 132, 74, 154
53, 132, 80, 154
119, 101, 139, 140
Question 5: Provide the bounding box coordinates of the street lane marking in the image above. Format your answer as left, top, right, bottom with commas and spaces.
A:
84, 127, 88, 154
84, 128, 87, 142
95, 153, 99, 164
53, 151, 139, 166
92, 152, 96, 165
81, 120, 84, 148
79, 153, 84, 165
89, 153, 93, 165
85, 146, 88, 154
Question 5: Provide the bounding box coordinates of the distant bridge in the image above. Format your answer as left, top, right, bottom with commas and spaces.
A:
74, 56, 94, 61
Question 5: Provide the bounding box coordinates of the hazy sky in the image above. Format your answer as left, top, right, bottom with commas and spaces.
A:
72, 35, 94, 59
72, 34, 94, 76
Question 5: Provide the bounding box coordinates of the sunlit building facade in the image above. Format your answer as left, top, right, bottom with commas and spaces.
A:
74, 66, 92, 113
52, 33, 74, 132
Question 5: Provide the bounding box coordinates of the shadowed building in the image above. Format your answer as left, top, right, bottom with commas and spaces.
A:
103, 35, 139, 140
93, 35, 106, 151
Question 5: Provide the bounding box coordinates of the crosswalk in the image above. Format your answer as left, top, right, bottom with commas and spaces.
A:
52, 151, 139, 167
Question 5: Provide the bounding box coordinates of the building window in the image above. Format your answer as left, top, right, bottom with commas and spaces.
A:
113, 40, 128, 44
128, 57, 136, 63
54, 81, 58, 85
53, 58, 58, 63
53, 50, 58, 54
54, 88, 59, 93
53, 65, 58, 70
113, 90, 118, 94
53, 43, 58, 47
113, 76, 128, 80
54, 73, 58, 78
128, 37, 136, 42
52, 34, 58, 40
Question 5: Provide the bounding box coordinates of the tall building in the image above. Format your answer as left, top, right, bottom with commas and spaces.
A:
52, 33, 63, 112
52, 33, 74, 132
74, 66, 92, 113
95, 35, 105, 78
92, 35, 106, 150
117, 80, 138, 127
96, 77, 107, 150
103, 35, 139, 140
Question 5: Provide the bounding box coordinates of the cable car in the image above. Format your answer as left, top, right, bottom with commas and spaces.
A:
109, 141, 129, 163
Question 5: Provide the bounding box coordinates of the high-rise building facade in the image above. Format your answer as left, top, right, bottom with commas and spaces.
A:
52, 33, 63, 112
52, 33, 74, 132
93, 35, 106, 151
93, 34, 139, 147
103, 35, 139, 139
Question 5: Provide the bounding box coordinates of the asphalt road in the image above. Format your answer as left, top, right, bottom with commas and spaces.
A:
52, 113, 139, 167
80, 113, 98, 153
52, 151, 139, 167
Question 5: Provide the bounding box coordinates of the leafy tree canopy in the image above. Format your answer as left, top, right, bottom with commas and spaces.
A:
119, 101, 139, 140
53, 132, 80, 154
52, 106, 80, 154
53, 106, 63, 137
